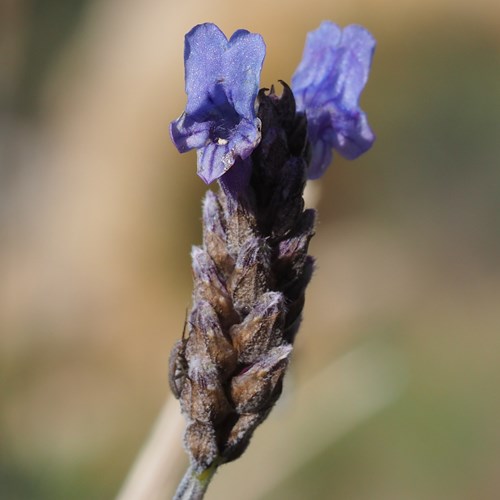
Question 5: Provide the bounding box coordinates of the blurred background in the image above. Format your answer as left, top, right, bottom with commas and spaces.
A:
1, 0, 499, 499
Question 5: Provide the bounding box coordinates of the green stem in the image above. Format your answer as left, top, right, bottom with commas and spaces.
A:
173, 461, 220, 500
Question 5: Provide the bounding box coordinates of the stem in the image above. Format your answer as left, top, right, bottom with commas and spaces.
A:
116, 398, 185, 500
173, 461, 220, 500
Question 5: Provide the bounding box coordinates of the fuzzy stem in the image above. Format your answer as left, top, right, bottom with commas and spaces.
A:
173, 462, 220, 500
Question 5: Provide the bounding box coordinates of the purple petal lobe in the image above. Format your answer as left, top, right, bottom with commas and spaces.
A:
292, 21, 376, 178
170, 23, 266, 184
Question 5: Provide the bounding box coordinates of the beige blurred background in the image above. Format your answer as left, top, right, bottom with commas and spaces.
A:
1, 0, 499, 499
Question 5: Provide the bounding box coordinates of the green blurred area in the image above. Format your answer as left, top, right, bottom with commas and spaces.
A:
1, 1, 499, 499
8, 0, 88, 116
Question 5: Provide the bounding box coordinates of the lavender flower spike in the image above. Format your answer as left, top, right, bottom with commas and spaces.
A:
292, 21, 376, 179
170, 23, 266, 184
168, 21, 376, 500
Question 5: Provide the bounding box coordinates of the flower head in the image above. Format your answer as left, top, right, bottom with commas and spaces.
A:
170, 23, 266, 184
292, 22, 376, 179
168, 21, 377, 495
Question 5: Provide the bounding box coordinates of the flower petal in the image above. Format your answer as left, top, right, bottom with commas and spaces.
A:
308, 138, 333, 180
197, 118, 261, 184
292, 21, 376, 177
224, 30, 266, 119
170, 112, 210, 152
170, 23, 265, 185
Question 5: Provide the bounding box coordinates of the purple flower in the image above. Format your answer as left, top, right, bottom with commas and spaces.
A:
292, 22, 376, 179
170, 23, 266, 184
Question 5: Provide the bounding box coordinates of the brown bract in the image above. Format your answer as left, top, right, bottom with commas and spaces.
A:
169, 83, 316, 472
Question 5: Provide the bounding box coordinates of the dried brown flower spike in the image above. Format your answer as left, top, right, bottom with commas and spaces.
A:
168, 20, 375, 500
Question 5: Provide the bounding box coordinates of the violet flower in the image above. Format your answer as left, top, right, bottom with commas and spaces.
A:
292, 21, 376, 179
170, 23, 265, 184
